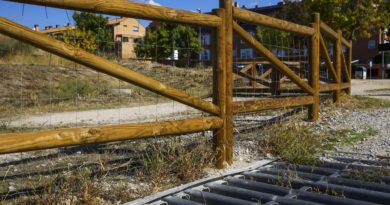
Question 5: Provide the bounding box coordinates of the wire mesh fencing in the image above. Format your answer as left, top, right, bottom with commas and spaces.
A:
232, 23, 313, 132
0, 21, 216, 204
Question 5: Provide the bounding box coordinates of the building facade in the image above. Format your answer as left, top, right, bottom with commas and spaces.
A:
196, 3, 284, 65
353, 28, 389, 78
107, 18, 146, 59
36, 17, 145, 59
197, 2, 389, 78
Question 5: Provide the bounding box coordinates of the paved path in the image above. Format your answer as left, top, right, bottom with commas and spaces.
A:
352, 79, 390, 100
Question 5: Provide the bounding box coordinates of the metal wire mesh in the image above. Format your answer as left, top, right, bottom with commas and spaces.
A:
0, 15, 215, 203
232, 22, 312, 131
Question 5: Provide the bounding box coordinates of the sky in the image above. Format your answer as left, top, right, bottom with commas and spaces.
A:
0, 0, 281, 29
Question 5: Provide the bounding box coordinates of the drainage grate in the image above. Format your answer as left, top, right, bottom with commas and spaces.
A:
129, 160, 390, 205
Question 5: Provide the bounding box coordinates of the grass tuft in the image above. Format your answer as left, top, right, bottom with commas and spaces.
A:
138, 138, 214, 191
338, 94, 390, 109
258, 121, 326, 165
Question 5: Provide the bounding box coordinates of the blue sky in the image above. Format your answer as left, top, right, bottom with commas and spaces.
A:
0, 0, 281, 28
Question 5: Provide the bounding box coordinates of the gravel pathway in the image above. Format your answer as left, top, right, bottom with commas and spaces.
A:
319, 107, 390, 161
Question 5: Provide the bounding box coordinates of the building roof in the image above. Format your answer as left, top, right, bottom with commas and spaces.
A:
107, 17, 143, 27
39, 17, 144, 34
39, 26, 75, 34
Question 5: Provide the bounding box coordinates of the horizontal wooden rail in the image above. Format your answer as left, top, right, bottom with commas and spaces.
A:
319, 83, 338, 92
319, 83, 350, 92
5, 0, 222, 28
234, 69, 271, 87
233, 22, 315, 95
320, 22, 351, 47
0, 117, 223, 154
233, 96, 314, 114
233, 7, 315, 36
320, 22, 338, 40
0, 17, 220, 115
319, 34, 339, 83
341, 37, 352, 48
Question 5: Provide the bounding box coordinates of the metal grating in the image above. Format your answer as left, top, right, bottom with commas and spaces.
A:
131, 160, 390, 205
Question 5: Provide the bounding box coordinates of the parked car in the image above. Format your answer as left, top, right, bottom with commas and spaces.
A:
352, 65, 367, 79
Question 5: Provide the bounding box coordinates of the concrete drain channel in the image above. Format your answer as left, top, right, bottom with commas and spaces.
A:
126, 160, 390, 205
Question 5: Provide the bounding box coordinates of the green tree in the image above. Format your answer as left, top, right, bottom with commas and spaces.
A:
278, 0, 390, 40
71, 12, 113, 52
135, 23, 202, 67
255, 26, 292, 48
63, 29, 97, 52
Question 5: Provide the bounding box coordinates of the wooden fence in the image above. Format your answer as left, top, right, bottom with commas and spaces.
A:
0, 0, 352, 168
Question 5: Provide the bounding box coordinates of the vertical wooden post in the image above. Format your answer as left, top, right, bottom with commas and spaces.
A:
212, 9, 227, 169
220, 0, 234, 165
333, 30, 342, 103
309, 13, 320, 121
270, 68, 281, 96
347, 40, 353, 95
251, 63, 257, 88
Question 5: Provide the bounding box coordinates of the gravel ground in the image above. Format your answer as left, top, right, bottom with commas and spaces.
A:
319, 107, 390, 161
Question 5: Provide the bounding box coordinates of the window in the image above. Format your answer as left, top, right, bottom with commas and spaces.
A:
133, 26, 139, 32
122, 37, 129, 43
201, 49, 211, 60
240, 48, 253, 59
368, 40, 376, 49
233, 49, 237, 58
201, 34, 210, 45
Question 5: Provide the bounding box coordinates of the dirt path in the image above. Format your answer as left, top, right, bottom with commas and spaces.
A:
7, 80, 390, 128
9, 102, 199, 128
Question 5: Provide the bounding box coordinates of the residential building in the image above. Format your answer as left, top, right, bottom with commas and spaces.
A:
353, 28, 389, 78
106, 17, 146, 59
195, 2, 389, 79
196, 2, 285, 65
36, 17, 145, 59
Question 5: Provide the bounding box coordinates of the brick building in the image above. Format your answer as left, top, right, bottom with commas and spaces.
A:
353, 29, 389, 78
197, 3, 284, 65
196, 2, 389, 78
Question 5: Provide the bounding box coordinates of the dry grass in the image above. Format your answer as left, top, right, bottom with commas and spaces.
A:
257, 119, 327, 165
0, 61, 212, 121
366, 88, 390, 93
349, 167, 390, 184
337, 94, 390, 109
254, 94, 384, 165
0, 136, 214, 205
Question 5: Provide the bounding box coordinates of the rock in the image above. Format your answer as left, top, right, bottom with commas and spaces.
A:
8, 185, 16, 192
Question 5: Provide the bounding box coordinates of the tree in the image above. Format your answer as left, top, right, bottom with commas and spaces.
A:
63, 29, 97, 53
70, 12, 113, 52
277, 0, 390, 40
135, 23, 202, 67
255, 26, 292, 48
